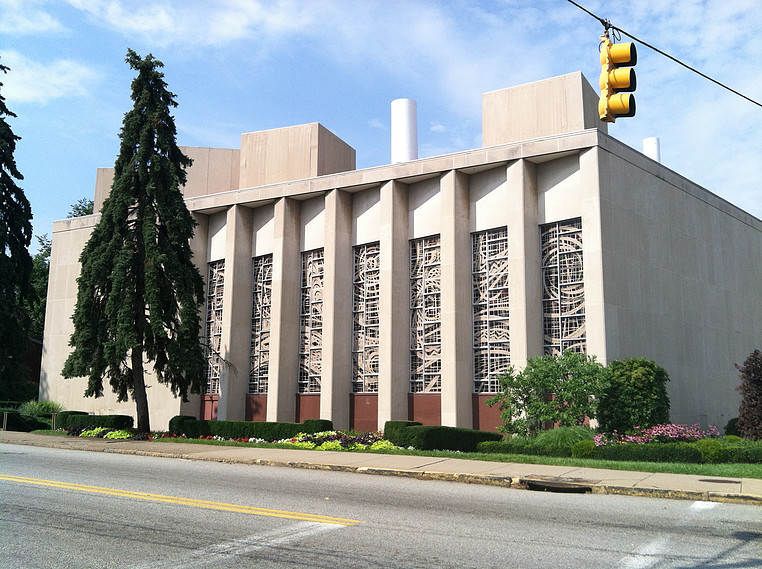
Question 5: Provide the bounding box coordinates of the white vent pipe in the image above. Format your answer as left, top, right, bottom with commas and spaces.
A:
643, 137, 661, 163
391, 98, 418, 163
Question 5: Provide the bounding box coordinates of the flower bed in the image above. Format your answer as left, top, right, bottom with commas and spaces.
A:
191, 430, 398, 451
594, 423, 719, 446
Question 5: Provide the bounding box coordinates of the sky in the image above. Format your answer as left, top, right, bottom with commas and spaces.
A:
2, 0, 761, 253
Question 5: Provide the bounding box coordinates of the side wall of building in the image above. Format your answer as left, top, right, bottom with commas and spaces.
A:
596, 138, 762, 428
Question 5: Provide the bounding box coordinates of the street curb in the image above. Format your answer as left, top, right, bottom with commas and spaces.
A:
591, 485, 762, 506
2, 435, 760, 504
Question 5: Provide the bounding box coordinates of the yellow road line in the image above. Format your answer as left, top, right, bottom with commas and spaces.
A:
0, 474, 363, 526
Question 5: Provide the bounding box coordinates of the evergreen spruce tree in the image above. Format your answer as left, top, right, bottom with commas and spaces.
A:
0, 59, 35, 387
63, 50, 205, 432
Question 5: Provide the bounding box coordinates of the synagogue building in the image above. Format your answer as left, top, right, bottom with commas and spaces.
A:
40, 73, 762, 432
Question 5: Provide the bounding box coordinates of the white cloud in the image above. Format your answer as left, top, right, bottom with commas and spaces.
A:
65, 0, 317, 48
0, 51, 100, 104
0, 0, 66, 34
367, 118, 387, 131
429, 122, 445, 133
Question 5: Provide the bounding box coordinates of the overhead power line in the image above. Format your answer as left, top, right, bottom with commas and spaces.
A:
566, 0, 762, 109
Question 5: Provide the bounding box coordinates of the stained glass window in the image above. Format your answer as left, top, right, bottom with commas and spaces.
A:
541, 219, 585, 355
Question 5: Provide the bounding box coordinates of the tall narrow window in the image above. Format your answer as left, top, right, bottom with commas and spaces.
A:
249, 254, 272, 394
410, 235, 441, 393
352, 242, 380, 393
472, 227, 510, 393
204, 260, 225, 394
299, 248, 324, 393
541, 218, 585, 355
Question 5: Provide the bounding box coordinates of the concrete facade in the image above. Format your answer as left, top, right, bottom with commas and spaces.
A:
40, 72, 762, 432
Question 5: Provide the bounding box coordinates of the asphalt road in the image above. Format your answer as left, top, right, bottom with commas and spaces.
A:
1, 444, 761, 568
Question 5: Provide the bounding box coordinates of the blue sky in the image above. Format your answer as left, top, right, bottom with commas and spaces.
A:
2, 0, 761, 252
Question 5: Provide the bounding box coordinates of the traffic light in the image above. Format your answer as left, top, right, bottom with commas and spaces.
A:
599, 36, 637, 122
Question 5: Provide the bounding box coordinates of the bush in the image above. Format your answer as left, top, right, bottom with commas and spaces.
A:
486, 351, 608, 436
736, 349, 762, 440
597, 358, 670, 434
401, 425, 502, 452
476, 427, 595, 458
382, 421, 422, 447
302, 419, 333, 432
477, 438, 553, 456
55, 411, 89, 429
595, 423, 718, 446
535, 426, 595, 454
168, 415, 195, 435
18, 400, 64, 418
724, 418, 741, 437
571, 439, 596, 458
693, 438, 738, 464
64, 414, 134, 430
594, 442, 702, 463
0, 409, 49, 432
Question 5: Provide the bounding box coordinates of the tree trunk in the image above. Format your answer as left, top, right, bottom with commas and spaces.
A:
132, 348, 150, 433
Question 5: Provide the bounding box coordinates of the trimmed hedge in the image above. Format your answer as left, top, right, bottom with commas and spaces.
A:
477, 438, 570, 457
169, 417, 334, 441
594, 442, 703, 463
63, 414, 134, 430
168, 415, 196, 435
391, 424, 503, 452
56, 411, 89, 429
382, 421, 422, 447
0, 409, 49, 432
485, 437, 762, 464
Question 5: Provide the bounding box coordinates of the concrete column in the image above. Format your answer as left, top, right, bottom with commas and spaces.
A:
217, 205, 254, 421
507, 159, 542, 368
321, 189, 353, 428
579, 147, 608, 362
267, 197, 301, 422
180, 212, 209, 417
439, 170, 472, 427
377, 180, 409, 429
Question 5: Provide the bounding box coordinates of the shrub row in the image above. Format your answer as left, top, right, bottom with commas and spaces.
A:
569, 438, 762, 464
55, 411, 89, 428
58, 413, 134, 430
383, 421, 502, 452
0, 409, 49, 432
477, 439, 572, 458
169, 416, 333, 441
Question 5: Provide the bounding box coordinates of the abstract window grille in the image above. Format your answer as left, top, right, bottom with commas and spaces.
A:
541, 218, 586, 355
299, 248, 324, 393
472, 227, 510, 393
410, 235, 442, 393
352, 242, 380, 393
249, 254, 273, 394
204, 260, 225, 395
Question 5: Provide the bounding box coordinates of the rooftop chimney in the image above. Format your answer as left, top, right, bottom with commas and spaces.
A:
643, 137, 661, 162
391, 98, 418, 162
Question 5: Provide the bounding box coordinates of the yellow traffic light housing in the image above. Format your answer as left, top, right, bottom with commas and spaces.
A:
599, 36, 637, 122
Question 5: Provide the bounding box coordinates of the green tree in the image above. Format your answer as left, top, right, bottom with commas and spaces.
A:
28, 234, 51, 341
0, 59, 35, 387
63, 50, 205, 432
597, 358, 670, 434
736, 349, 762, 440
486, 351, 608, 436
67, 197, 94, 218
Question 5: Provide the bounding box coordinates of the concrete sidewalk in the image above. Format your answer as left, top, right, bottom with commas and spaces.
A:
1, 431, 760, 505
